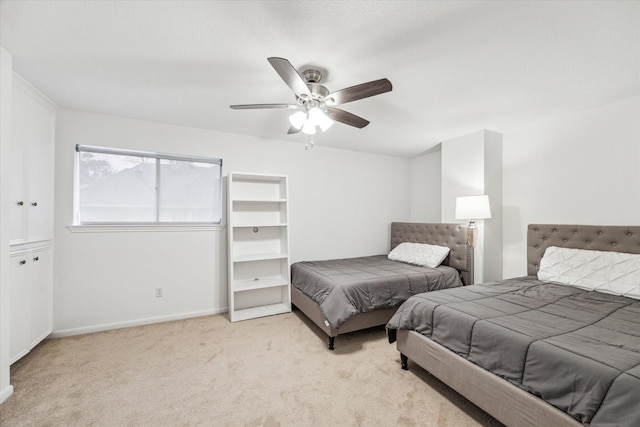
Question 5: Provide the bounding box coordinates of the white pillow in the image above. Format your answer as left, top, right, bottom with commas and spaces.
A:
388, 242, 450, 268
538, 246, 640, 299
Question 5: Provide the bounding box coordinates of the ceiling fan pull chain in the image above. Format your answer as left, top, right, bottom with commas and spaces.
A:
305, 135, 314, 150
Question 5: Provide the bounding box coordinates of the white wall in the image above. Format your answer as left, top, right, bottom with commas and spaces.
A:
409, 146, 441, 222
422, 95, 639, 281
441, 130, 503, 283
441, 131, 486, 220
483, 130, 503, 282
53, 109, 410, 334
502, 95, 640, 278
0, 46, 15, 403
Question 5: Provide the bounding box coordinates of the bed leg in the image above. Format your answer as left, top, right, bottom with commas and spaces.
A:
328, 336, 335, 350
400, 353, 408, 370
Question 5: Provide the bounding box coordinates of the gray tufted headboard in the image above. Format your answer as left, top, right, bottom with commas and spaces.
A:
390, 222, 474, 285
527, 224, 640, 276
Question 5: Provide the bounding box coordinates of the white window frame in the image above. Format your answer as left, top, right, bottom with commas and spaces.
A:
72, 145, 223, 229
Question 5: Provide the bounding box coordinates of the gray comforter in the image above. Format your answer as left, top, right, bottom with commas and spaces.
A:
291, 255, 463, 330
386, 277, 640, 426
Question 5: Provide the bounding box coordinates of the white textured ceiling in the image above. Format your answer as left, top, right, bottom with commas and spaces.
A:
1, 1, 638, 157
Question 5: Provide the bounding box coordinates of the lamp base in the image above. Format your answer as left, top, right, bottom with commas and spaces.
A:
467, 220, 478, 248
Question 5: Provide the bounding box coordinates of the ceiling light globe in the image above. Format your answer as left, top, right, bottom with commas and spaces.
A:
308, 107, 322, 123
318, 114, 333, 132
301, 120, 316, 135
309, 107, 333, 132
289, 111, 306, 129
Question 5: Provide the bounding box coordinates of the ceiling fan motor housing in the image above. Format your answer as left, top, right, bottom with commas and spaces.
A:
306, 83, 329, 100
298, 69, 332, 105
302, 69, 323, 83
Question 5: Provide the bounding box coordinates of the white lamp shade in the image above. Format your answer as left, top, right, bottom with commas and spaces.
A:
289, 111, 306, 129
301, 119, 316, 135
308, 107, 322, 124
317, 111, 333, 132
308, 107, 334, 132
289, 107, 333, 135
455, 195, 491, 220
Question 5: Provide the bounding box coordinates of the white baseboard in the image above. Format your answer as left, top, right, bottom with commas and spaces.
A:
49, 308, 228, 338
1, 384, 14, 404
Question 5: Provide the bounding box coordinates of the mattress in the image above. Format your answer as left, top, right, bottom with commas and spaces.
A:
291, 255, 463, 330
386, 277, 640, 426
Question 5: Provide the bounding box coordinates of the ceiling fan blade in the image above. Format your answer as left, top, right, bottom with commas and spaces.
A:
325, 107, 370, 129
267, 57, 312, 99
230, 104, 298, 110
326, 78, 392, 106
287, 125, 302, 135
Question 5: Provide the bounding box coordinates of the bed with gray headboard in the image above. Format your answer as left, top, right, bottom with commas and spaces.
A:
388, 224, 640, 426
291, 222, 473, 349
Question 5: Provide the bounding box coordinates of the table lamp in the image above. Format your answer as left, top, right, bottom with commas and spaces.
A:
455, 195, 491, 248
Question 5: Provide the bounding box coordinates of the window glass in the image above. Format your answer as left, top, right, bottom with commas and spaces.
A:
158, 159, 220, 223
75, 145, 222, 225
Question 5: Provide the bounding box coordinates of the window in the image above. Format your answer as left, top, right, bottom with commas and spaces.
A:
74, 145, 222, 225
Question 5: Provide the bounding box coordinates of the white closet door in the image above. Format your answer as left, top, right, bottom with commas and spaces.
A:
29, 246, 53, 348
9, 251, 30, 363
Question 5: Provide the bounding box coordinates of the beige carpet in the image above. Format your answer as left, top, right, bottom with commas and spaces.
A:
0, 310, 502, 426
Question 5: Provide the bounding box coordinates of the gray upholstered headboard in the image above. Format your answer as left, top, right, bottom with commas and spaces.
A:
390, 222, 474, 285
527, 224, 640, 276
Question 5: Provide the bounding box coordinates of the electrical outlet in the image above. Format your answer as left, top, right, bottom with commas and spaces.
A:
155, 288, 163, 298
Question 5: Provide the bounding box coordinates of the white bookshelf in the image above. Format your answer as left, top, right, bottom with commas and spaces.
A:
227, 172, 291, 322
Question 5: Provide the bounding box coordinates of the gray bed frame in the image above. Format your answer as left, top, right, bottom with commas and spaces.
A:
291, 222, 473, 349
397, 224, 640, 427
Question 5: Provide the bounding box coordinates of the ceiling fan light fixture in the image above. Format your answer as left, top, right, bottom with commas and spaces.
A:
308, 107, 333, 132
289, 111, 307, 129
318, 112, 334, 132
307, 107, 322, 123
301, 120, 316, 135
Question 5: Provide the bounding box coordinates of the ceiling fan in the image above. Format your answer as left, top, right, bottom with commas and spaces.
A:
230, 57, 392, 135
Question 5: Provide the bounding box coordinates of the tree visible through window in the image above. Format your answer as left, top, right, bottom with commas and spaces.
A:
74, 145, 222, 224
